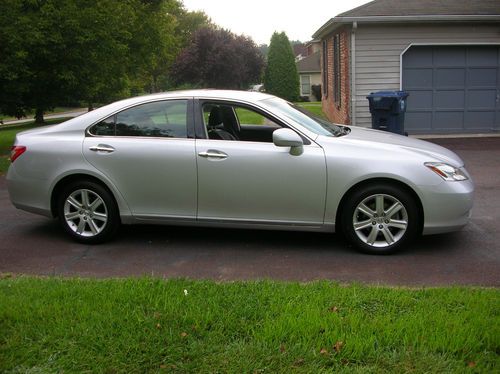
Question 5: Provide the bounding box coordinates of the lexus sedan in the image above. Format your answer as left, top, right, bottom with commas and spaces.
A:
7, 90, 474, 254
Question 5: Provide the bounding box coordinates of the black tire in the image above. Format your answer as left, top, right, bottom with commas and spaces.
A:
340, 183, 420, 254
57, 180, 120, 244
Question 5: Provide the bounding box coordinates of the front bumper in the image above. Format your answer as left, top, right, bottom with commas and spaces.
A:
420, 177, 474, 235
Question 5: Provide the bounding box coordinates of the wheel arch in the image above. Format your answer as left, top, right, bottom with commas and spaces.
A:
335, 177, 424, 235
50, 173, 120, 218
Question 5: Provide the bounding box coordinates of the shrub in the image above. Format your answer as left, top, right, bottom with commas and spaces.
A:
263, 32, 300, 102
311, 84, 322, 101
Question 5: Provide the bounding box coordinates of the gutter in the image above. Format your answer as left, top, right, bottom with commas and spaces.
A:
313, 14, 500, 39
350, 21, 357, 126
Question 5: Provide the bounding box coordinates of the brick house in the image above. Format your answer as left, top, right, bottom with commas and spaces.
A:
313, 0, 500, 134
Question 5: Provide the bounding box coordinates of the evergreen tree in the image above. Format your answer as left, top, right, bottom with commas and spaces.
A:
264, 32, 300, 102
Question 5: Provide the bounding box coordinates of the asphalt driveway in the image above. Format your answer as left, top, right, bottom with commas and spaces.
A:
0, 137, 499, 286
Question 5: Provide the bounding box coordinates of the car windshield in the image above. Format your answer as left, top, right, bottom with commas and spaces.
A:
262, 98, 348, 137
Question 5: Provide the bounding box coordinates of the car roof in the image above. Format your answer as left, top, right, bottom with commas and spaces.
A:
37, 89, 279, 134
116, 89, 274, 106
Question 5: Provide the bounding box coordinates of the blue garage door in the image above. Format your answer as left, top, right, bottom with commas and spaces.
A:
403, 45, 500, 134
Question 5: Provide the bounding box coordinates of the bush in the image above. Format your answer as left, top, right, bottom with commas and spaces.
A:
311, 84, 322, 101
263, 32, 300, 102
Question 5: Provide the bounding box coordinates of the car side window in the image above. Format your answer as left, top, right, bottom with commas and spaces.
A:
202, 102, 282, 142
234, 107, 280, 128
90, 100, 188, 138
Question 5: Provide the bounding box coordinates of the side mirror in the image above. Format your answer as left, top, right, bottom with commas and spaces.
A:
272, 128, 304, 156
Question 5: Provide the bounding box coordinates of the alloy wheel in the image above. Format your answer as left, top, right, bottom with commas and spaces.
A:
63, 189, 108, 237
352, 193, 408, 248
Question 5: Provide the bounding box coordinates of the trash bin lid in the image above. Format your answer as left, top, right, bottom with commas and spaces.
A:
367, 91, 409, 98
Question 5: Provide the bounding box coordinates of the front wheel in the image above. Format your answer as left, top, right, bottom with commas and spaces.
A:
57, 181, 120, 244
340, 184, 420, 254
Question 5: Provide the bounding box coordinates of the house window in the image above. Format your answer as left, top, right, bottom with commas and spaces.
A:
322, 39, 328, 97
300, 75, 311, 96
333, 34, 341, 106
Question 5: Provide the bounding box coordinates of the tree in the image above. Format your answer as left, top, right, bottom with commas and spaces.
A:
0, 0, 30, 118
258, 44, 269, 58
0, 0, 136, 122
264, 32, 300, 102
126, 1, 210, 94
0, 0, 210, 122
171, 27, 264, 89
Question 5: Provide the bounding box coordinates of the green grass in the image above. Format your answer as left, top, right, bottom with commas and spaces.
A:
1, 277, 498, 373
297, 101, 326, 119
235, 107, 265, 125
235, 102, 327, 125
0, 118, 71, 174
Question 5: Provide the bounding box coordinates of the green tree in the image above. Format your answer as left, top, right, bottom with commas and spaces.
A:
263, 32, 299, 102
171, 27, 264, 89
128, 1, 210, 94
0, 0, 209, 122
0, 0, 30, 119
70, 0, 137, 110
0, 0, 135, 122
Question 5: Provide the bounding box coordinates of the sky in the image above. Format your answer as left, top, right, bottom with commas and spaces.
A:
182, 0, 373, 45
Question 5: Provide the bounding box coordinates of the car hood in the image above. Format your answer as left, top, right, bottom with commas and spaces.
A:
320, 126, 464, 167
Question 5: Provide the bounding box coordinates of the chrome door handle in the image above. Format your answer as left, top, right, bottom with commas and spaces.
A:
89, 144, 115, 153
198, 150, 227, 159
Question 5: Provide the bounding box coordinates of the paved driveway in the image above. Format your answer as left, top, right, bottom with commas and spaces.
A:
0, 137, 499, 286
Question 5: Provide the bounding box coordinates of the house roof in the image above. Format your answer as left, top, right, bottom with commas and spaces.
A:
293, 43, 307, 58
313, 0, 500, 38
296, 52, 320, 73
339, 0, 500, 17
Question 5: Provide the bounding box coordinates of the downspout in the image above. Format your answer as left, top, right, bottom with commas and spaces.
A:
350, 21, 357, 125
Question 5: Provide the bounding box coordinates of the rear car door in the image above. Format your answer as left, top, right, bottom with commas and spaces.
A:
83, 99, 197, 219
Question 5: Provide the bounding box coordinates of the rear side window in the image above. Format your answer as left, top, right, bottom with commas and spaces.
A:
90, 100, 188, 138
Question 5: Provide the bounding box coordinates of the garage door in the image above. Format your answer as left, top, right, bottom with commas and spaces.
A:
402, 45, 500, 134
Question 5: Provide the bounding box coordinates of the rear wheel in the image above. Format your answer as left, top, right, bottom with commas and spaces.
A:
57, 181, 120, 244
341, 183, 420, 254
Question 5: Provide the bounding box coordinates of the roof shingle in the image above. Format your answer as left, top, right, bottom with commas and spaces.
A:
296, 52, 321, 73
339, 0, 500, 17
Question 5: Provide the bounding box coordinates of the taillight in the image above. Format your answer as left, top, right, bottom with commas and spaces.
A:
10, 146, 26, 163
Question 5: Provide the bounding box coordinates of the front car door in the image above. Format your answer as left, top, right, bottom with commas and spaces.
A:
83, 98, 197, 219
195, 100, 327, 226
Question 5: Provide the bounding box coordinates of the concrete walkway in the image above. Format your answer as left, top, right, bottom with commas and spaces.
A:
1, 109, 87, 126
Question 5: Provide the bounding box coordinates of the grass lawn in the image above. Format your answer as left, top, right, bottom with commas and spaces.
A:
0, 118, 71, 174
236, 102, 326, 125
1, 277, 498, 373
298, 101, 326, 119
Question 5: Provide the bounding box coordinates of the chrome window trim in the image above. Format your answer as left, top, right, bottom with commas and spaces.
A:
195, 97, 320, 145
85, 97, 193, 138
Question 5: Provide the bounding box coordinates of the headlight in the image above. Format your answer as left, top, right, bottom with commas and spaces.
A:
425, 162, 468, 181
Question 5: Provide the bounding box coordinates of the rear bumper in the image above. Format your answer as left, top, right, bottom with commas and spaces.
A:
421, 178, 474, 235
6, 165, 53, 218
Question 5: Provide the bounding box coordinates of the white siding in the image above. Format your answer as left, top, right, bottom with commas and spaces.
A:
354, 24, 500, 127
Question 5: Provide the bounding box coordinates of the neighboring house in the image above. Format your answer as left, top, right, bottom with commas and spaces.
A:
312, 0, 500, 134
293, 43, 308, 61
296, 47, 321, 101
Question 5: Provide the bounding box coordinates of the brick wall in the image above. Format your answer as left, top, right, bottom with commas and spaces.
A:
321, 27, 351, 125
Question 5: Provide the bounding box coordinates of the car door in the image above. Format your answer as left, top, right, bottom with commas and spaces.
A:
195, 100, 327, 225
83, 99, 197, 219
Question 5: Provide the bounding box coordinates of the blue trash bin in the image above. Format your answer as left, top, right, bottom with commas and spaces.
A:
366, 91, 409, 135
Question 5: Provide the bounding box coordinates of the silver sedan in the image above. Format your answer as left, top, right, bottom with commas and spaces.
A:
7, 90, 474, 254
